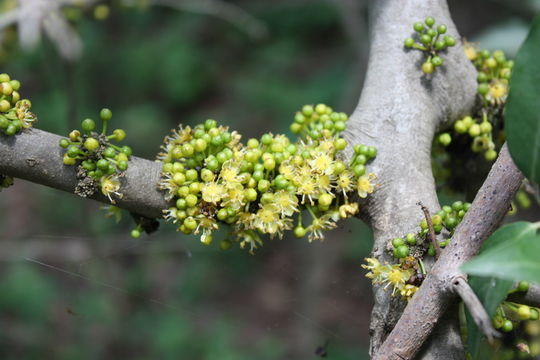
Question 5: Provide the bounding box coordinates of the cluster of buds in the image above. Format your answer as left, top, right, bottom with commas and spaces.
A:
0, 73, 37, 136
404, 17, 456, 74
157, 104, 378, 252
363, 201, 471, 301
59, 108, 132, 202
440, 46, 512, 161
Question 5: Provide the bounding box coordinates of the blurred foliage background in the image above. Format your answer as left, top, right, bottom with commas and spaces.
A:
0, 1, 539, 359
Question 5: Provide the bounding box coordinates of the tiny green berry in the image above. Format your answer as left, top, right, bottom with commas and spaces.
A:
477, 72, 488, 83
100, 108, 112, 121
406, 233, 417, 245
67, 145, 80, 158
480, 121, 492, 134
444, 35, 456, 47
392, 237, 405, 247
434, 41, 446, 50
404, 38, 415, 48
422, 62, 435, 74
96, 159, 110, 170
81, 118, 96, 132
483, 149, 497, 161
454, 120, 467, 134
113, 129, 126, 141
131, 229, 141, 238
393, 245, 410, 259
425, 17, 435, 27
59, 138, 70, 148
5, 124, 17, 136
420, 34, 432, 45
437, 25, 447, 34
318, 193, 333, 207
438, 133, 451, 146
530, 308, 539, 320
517, 305, 531, 320
431, 56, 443, 67
477, 83, 489, 96
9, 79, 20, 91
84, 137, 99, 151
121, 146, 133, 156
201, 234, 213, 245
468, 124, 481, 137
518, 281, 530, 292
367, 146, 377, 158
413, 22, 424, 32
0, 99, 11, 112
294, 226, 307, 238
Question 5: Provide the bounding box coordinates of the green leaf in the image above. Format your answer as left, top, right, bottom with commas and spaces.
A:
465, 223, 533, 359
506, 13, 540, 182
461, 222, 540, 283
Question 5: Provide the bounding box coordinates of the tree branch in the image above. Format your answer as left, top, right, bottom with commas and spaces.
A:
343, 0, 477, 357
373, 144, 524, 360
452, 276, 499, 342
0, 128, 169, 219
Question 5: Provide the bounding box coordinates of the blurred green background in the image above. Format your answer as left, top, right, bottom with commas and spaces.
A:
0, 1, 539, 359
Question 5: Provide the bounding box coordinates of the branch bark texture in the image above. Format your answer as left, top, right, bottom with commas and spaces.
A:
0, 128, 168, 219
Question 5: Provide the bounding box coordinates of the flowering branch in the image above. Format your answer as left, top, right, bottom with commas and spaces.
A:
0, 128, 168, 219
372, 145, 523, 360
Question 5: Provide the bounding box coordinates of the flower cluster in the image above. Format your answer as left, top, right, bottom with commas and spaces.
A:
0, 73, 37, 136
363, 201, 471, 301
404, 17, 456, 74
59, 108, 132, 202
438, 45, 511, 161
362, 257, 419, 300
492, 283, 539, 332
157, 104, 377, 252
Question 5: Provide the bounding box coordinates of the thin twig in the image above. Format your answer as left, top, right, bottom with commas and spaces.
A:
452, 275, 499, 342
418, 201, 441, 258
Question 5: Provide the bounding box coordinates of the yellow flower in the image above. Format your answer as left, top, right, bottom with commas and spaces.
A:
362, 258, 385, 282
336, 171, 354, 196
292, 167, 318, 204
201, 181, 226, 203
157, 172, 177, 201
253, 203, 291, 237
362, 258, 416, 300
309, 151, 333, 175
307, 213, 336, 242
100, 175, 123, 204
317, 139, 335, 153
463, 41, 478, 61
316, 174, 333, 194
163, 125, 192, 146
400, 284, 419, 300
487, 79, 508, 105
222, 182, 245, 210
219, 161, 241, 183
357, 173, 377, 198
385, 268, 410, 294
278, 161, 296, 180
273, 190, 299, 216
15, 101, 37, 128
163, 207, 180, 223
235, 229, 263, 254
339, 202, 359, 219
